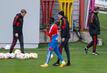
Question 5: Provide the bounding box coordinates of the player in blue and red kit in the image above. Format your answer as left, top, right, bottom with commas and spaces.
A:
40, 17, 66, 68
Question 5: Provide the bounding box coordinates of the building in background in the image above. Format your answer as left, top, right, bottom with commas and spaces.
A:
95, 0, 107, 11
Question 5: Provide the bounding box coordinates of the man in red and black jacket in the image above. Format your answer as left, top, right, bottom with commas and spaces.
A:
9, 9, 27, 53
53, 11, 71, 66
84, 7, 100, 55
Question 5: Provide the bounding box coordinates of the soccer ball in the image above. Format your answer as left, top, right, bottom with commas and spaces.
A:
16, 53, 25, 59
4, 45, 10, 50
0, 53, 4, 59
29, 53, 33, 59
0, 53, 8, 59
24, 53, 30, 59
0, 53, 16, 59
3, 54, 8, 59
29, 53, 38, 59
14, 49, 21, 55
33, 53, 38, 59
4, 53, 15, 59
10, 53, 15, 59
5, 53, 11, 58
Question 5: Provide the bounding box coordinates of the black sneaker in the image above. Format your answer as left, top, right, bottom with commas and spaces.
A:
84, 47, 88, 54
66, 62, 71, 66
53, 62, 60, 66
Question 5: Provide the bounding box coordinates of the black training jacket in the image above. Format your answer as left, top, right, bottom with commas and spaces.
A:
13, 13, 23, 33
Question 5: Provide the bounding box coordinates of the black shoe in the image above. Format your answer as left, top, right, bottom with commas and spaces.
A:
84, 47, 88, 54
66, 62, 71, 66
53, 62, 60, 66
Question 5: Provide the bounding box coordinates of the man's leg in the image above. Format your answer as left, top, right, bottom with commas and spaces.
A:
53, 39, 68, 66
53, 43, 64, 66
54, 46, 63, 62
87, 41, 93, 49
92, 34, 99, 55
84, 35, 93, 54
9, 37, 17, 53
19, 34, 24, 53
64, 41, 71, 66
40, 45, 53, 68
45, 47, 52, 64
75, 30, 82, 40
54, 45, 66, 67
54, 45, 63, 65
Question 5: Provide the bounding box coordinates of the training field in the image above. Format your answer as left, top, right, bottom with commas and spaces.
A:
0, 13, 107, 73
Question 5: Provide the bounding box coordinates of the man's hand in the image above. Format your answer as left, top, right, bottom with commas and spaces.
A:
15, 33, 18, 37
46, 24, 50, 31
61, 38, 65, 42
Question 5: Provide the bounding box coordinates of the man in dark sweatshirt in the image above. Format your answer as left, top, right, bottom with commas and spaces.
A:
53, 11, 71, 66
84, 7, 100, 55
9, 9, 27, 53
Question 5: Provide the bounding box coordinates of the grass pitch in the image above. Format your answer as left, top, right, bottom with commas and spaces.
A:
0, 13, 107, 73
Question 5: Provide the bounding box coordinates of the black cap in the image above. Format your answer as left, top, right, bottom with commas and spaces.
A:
58, 11, 64, 16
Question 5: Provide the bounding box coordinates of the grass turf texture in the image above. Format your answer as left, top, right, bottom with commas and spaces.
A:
0, 13, 107, 73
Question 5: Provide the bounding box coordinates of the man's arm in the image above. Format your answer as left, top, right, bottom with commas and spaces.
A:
61, 18, 68, 38
13, 15, 19, 25
13, 15, 20, 37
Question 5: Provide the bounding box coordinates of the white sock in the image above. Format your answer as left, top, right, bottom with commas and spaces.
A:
61, 60, 65, 64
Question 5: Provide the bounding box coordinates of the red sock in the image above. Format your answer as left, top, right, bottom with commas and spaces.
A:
93, 35, 97, 53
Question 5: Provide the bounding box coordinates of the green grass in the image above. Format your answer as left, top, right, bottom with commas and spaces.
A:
99, 13, 107, 31
0, 13, 107, 73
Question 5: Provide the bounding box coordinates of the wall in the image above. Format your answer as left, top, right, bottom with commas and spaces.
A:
0, 0, 40, 48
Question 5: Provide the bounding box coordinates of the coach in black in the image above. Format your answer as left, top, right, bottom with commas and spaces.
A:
9, 9, 27, 53
53, 11, 71, 66
84, 7, 100, 55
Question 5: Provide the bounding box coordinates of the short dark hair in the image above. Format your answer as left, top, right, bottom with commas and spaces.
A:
49, 17, 54, 23
94, 7, 99, 11
21, 9, 27, 14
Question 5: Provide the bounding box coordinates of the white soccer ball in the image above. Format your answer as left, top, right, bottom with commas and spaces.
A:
16, 53, 25, 59
0, 54, 2, 59
0, 53, 8, 59
3, 54, 8, 59
24, 53, 30, 59
10, 53, 15, 58
14, 49, 21, 55
5, 53, 11, 58
0, 53, 4, 59
4, 45, 10, 50
4, 53, 15, 59
97, 38, 103, 46
29, 53, 33, 59
29, 53, 38, 59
